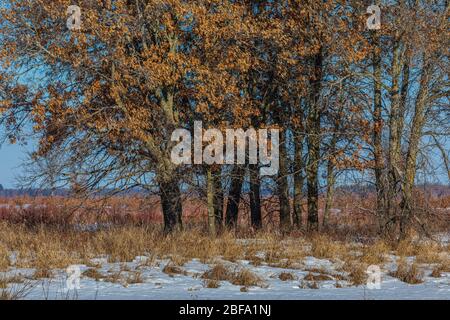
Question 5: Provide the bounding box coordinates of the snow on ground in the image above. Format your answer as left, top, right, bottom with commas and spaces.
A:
2, 255, 449, 300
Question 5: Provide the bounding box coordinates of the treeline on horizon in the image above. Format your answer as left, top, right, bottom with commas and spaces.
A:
0, 1, 448, 241
1, 184, 449, 199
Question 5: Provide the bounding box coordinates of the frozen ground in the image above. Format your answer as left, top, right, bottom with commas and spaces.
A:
2, 255, 449, 300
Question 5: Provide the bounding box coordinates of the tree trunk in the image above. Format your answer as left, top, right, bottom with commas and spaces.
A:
159, 177, 183, 233
396, 53, 410, 155
213, 168, 224, 232
306, 50, 323, 232
225, 165, 244, 227
323, 160, 336, 229
400, 54, 431, 239
371, 31, 387, 234
278, 138, 291, 231
323, 105, 341, 229
206, 167, 216, 235
293, 133, 305, 228
386, 40, 404, 233
249, 164, 262, 230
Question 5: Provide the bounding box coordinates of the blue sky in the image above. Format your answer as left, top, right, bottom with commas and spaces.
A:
0, 125, 37, 188
0, 142, 24, 188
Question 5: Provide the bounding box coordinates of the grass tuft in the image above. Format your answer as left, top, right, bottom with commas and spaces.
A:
279, 272, 296, 281
390, 258, 424, 284
203, 279, 221, 288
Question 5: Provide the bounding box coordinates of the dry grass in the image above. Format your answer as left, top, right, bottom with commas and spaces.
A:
0, 243, 9, 271
342, 262, 367, 286
32, 268, 53, 279
390, 258, 424, 284
304, 266, 349, 282
0, 220, 446, 291
264, 237, 306, 264
268, 258, 302, 269
279, 272, 296, 281
246, 255, 264, 267
168, 255, 189, 267
203, 279, 221, 288
230, 268, 264, 287
299, 280, 319, 289
202, 264, 265, 287
361, 240, 390, 265
0, 274, 34, 300
0, 274, 25, 289
430, 266, 442, 278
395, 239, 445, 264
5, 274, 25, 284
103, 271, 123, 284
310, 234, 346, 260
84, 260, 103, 268
0, 283, 34, 300
414, 245, 444, 264
0, 277, 7, 289
430, 259, 450, 277
0, 221, 440, 272
82, 268, 104, 281
162, 263, 187, 276
201, 264, 232, 281
126, 271, 144, 284
438, 259, 450, 272
303, 272, 333, 282
304, 267, 330, 274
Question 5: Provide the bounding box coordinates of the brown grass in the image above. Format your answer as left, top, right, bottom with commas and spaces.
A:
438, 259, 450, 272
0, 282, 34, 300
395, 239, 444, 264
0, 219, 443, 273
32, 268, 53, 279
82, 268, 104, 281
299, 280, 319, 289
203, 279, 221, 288
390, 258, 424, 284
202, 264, 265, 287
361, 240, 390, 265
303, 272, 333, 281
0, 275, 24, 289
162, 263, 187, 276
430, 259, 450, 277
168, 255, 189, 267
201, 264, 232, 281
310, 234, 346, 259
343, 262, 367, 286
126, 271, 144, 284
0, 218, 446, 290
0, 277, 7, 289
0, 243, 9, 271
279, 272, 296, 281
103, 271, 123, 284
230, 268, 264, 287
0, 273, 33, 300
247, 255, 264, 267
430, 266, 442, 278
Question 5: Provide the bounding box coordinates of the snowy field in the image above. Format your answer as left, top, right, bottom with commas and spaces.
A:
2, 255, 449, 300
